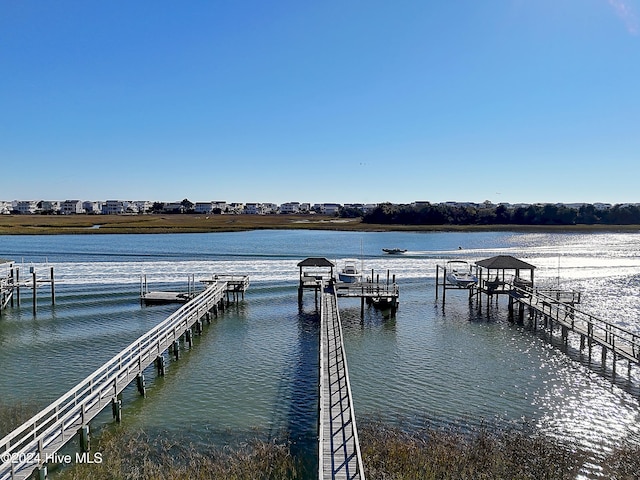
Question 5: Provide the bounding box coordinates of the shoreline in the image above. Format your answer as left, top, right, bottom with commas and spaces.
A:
1, 214, 639, 235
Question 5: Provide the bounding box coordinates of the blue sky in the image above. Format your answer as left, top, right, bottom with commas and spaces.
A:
1, 1, 639, 205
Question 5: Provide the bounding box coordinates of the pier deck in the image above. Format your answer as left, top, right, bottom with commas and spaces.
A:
510, 286, 640, 369
319, 288, 365, 480
0, 279, 242, 480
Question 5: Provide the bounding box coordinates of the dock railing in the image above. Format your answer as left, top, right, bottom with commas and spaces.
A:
319, 287, 365, 480
0, 281, 229, 480
510, 284, 640, 364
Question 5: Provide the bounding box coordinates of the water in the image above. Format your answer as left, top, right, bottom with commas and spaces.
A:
1, 230, 640, 475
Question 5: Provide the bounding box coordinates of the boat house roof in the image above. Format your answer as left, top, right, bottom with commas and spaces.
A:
297, 257, 335, 268
475, 255, 536, 270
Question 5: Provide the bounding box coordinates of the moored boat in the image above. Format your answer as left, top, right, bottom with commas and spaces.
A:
382, 248, 407, 254
338, 260, 362, 283
445, 260, 478, 288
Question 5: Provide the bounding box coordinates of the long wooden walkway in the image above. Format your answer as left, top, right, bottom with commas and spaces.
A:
0, 280, 236, 480
319, 287, 365, 480
509, 285, 640, 372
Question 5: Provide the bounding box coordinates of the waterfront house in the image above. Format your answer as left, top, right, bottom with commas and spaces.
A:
61, 200, 84, 215
41, 201, 61, 214
16, 200, 40, 214
103, 200, 127, 215
279, 202, 300, 214
82, 201, 103, 214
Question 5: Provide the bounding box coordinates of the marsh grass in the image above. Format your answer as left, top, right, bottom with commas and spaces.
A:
4, 415, 635, 479
55, 427, 300, 480
1, 213, 637, 235
358, 420, 585, 480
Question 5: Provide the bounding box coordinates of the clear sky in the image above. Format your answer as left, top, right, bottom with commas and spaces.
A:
1, 1, 639, 205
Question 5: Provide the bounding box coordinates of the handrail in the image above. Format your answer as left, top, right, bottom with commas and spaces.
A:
0, 282, 228, 480
509, 283, 640, 362
318, 288, 365, 479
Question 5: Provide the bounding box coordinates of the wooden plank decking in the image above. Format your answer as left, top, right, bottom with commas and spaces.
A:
319, 288, 365, 480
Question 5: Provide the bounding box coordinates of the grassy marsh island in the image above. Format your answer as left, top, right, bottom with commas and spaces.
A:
1, 214, 640, 235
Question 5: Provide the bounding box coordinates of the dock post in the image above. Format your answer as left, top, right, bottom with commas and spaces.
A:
136, 373, 146, 397
79, 425, 90, 452
442, 268, 447, 306
9, 267, 14, 307
173, 340, 180, 360
185, 328, 193, 348
561, 326, 568, 345
435, 265, 439, 300
601, 346, 607, 365
50, 266, 55, 305
16, 267, 20, 306
32, 268, 37, 315
156, 355, 166, 376
37, 465, 48, 480
112, 397, 122, 423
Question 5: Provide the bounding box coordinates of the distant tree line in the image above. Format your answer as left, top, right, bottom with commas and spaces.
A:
356, 203, 640, 226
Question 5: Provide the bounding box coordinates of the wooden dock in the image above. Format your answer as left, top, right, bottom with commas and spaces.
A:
509, 285, 640, 374
319, 287, 365, 480
140, 274, 250, 305
0, 278, 245, 480
0, 263, 55, 316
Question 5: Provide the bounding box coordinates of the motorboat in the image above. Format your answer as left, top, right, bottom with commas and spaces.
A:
382, 248, 407, 254
338, 260, 361, 283
445, 260, 478, 288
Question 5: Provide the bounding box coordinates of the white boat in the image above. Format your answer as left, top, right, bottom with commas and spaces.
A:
445, 260, 478, 288
338, 260, 361, 283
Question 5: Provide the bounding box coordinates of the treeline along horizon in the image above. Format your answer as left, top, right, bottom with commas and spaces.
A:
353, 202, 640, 226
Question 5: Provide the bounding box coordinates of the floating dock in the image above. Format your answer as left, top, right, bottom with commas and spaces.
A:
140, 274, 250, 306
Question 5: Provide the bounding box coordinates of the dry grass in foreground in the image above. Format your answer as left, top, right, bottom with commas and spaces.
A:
49, 421, 614, 480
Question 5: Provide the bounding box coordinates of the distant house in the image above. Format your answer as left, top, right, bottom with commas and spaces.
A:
227, 203, 244, 214
41, 201, 61, 214
61, 200, 83, 215
0, 201, 11, 215
83, 201, 103, 214
133, 201, 153, 214
279, 202, 300, 214
103, 200, 127, 215
262, 203, 278, 214
244, 203, 264, 215
16, 200, 40, 214
319, 203, 341, 215
194, 202, 215, 214
162, 202, 184, 214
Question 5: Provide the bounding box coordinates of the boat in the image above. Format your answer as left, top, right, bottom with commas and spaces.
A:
445, 260, 478, 288
338, 260, 362, 283
382, 248, 407, 254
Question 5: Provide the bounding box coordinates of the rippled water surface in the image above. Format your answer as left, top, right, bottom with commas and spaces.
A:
1, 230, 640, 475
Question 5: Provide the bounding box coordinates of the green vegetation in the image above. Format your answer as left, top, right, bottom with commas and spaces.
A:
363, 202, 640, 226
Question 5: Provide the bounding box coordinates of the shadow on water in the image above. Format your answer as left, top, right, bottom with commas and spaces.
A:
267, 297, 320, 479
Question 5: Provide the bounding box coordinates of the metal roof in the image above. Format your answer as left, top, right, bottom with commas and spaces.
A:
475, 255, 536, 270
297, 257, 335, 268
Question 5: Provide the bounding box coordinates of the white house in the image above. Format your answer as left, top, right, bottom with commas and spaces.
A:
194, 202, 215, 214
41, 201, 60, 214
0, 201, 11, 214
133, 201, 153, 214
244, 203, 264, 214
16, 201, 40, 214
103, 200, 127, 215
320, 203, 341, 215
83, 201, 103, 214
279, 202, 300, 214
61, 200, 84, 215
